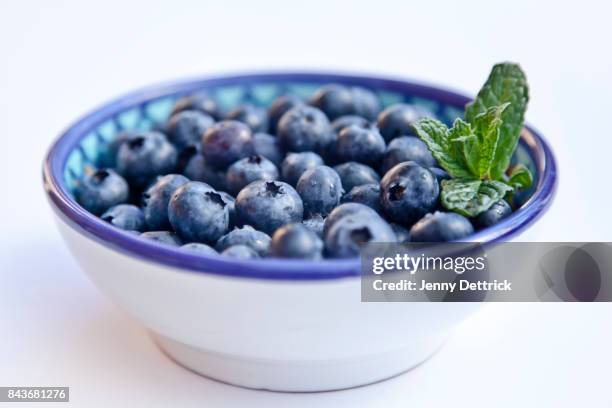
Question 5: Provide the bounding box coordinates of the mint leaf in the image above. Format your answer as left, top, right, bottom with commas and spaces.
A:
411, 118, 474, 179
441, 179, 513, 217
465, 63, 529, 179
468, 103, 509, 179
507, 164, 533, 189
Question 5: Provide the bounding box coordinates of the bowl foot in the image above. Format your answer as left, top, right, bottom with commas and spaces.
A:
151, 332, 447, 392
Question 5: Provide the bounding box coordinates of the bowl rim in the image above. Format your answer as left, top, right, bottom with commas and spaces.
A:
43, 71, 558, 280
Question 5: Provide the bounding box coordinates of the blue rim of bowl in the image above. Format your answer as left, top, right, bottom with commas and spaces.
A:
43, 71, 558, 280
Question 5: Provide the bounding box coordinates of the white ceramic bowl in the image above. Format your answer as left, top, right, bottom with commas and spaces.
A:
43, 72, 557, 391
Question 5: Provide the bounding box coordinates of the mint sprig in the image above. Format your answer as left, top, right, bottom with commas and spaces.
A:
412, 63, 532, 217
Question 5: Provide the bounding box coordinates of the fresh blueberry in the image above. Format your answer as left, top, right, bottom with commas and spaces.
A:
377, 103, 430, 142
340, 183, 382, 213
309, 84, 381, 120
253, 132, 283, 167
336, 124, 386, 166
235, 180, 303, 235
215, 225, 271, 257
267, 95, 303, 134
101, 204, 145, 232
331, 115, 370, 133
225, 155, 279, 196
182, 153, 226, 191
116, 131, 177, 188
142, 174, 189, 230
410, 211, 474, 242
218, 191, 237, 228
168, 181, 229, 243
181, 242, 218, 255
323, 203, 379, 237
381, 136, 437, 173
333, 162, 380, 191
75, 169, 129, 215
429, 167, 451, 183
281, 151, 324, 186
140, 231, 183, 246
269, 223, 323, 259
325, 214, 395, 258
97, 131, 131, 168
202, 120, 254, 169
380, 162, 440, 225
277, 106, 334, 154
296, 166, 343, 217
226, 103, 269, 133
221, 245, 260, 260
390, 223, 411, 243
302, 214, 325, 238
172, 93, 222, 120
474, 200, 512, 229
166, 110, 215, 150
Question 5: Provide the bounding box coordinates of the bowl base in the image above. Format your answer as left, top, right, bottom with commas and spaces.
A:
151, 332, 448, 392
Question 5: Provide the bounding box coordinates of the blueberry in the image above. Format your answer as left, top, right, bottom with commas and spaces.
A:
166, 110, 215, 150
269, 223, 323, 259
309, 84, 381, 120
350, 86, 382, 120
142, 174, 189, 230
277, 106, 334, 154
267, 95, 303, 134
323, 203, 379, 237
336, 124, 386, 166
380, 162, 439, 225
116, 131, 177, 188
225, 155, 279, 196
429, 167, 451, 183
215, 225, 271, 257
172, 93, 222, 120
296, 166, 343, 217
221, 245, 260, 260
235, 180, 303, 235
75, 169, 129, 215
474, 200, 512, 229
140, 231, 183, 246
281, 151, 324, 186
330, 115, 370, 133
302, 214, 325, 238
253, 132, 283, 167
381, 136, 437, 173
340, 183, 382, 213
377, 103, 430, 142
218, 191, 237, 228
390, 223, 411, 243
168, 181, 229, 243
410, 211, 474, 242
333, 162, 380, 191
97, 131, 131, 168
202, 120, 254, 169
181, 242, 218, 255
325, 214, 395, 258
182, 153, 226, 191
101, 204, 145, 232
226, 103, 269, 133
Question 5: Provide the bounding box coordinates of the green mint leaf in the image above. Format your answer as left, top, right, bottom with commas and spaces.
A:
411, 118, 474, 179
507, 163, 533, 189
441, 178, 513, 217
468, 103, 510, 179
465, 63, 529, 179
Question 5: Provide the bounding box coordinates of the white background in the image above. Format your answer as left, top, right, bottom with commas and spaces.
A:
1, 0, 611, 406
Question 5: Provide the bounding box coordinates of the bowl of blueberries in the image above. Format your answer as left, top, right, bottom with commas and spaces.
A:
43, 65, 556, 391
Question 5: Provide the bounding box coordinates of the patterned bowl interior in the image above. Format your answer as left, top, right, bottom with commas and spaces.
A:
62, 75, 537, 207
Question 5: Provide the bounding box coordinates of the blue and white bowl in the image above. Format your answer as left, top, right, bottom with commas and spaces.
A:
43, 72, 557, 391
